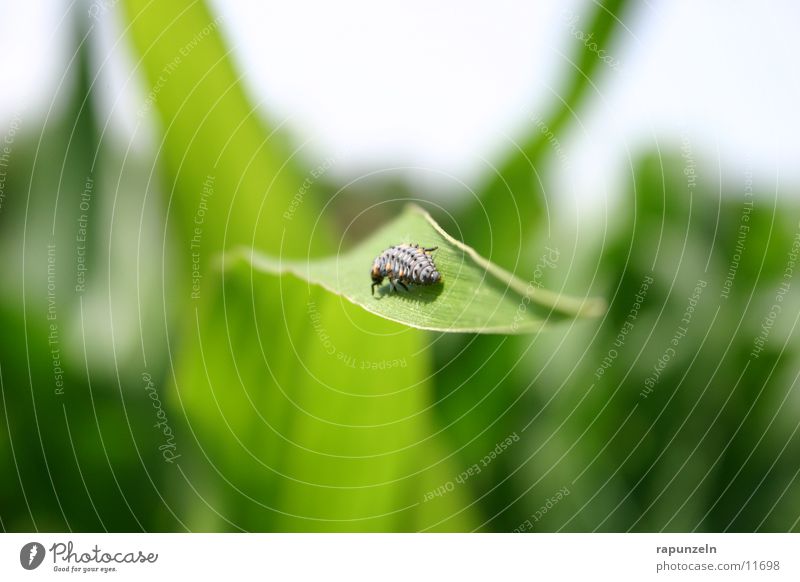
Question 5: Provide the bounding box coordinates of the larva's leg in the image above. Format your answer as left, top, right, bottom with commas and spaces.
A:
423, 246, 438, 252
398, 280, 409, 292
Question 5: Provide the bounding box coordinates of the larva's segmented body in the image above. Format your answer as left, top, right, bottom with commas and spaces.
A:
370, 243, 441, 295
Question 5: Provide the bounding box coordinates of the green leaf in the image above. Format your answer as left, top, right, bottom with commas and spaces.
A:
121, 0, 479, 531
121, 0, 327, 256
455, 0, 635, 271
171, 270, 478, 531
232, 204, 604, 334
425, 0, 633, 527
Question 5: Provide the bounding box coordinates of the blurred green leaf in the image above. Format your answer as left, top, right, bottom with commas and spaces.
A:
514, 151, 800, 532
235, 204, 604, 334
122, 0, 477, 531
172, 269, 477, 531
0, 25, 174, 531
423, 0, 635, 527
121, 0, 323, 255
456, 0, 634, 272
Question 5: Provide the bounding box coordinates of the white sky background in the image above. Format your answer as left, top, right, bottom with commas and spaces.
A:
2, 0, 799, 210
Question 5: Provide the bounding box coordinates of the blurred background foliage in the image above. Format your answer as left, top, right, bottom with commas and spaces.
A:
1, 0, 798, 532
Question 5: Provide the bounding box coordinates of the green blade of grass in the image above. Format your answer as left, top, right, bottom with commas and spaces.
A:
232, 204, 604, 334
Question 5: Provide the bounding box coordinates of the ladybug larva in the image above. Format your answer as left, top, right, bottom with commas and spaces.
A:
370, 243, 441, 295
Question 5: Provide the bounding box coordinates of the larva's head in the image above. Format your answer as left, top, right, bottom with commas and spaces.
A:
370, 264, 384, 295
370, 264, 383, 286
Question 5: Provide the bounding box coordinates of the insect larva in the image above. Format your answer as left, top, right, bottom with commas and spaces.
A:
370, 243, 441, 295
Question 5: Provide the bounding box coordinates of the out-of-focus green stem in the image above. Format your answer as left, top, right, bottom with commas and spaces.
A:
458, 0, 634, 274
